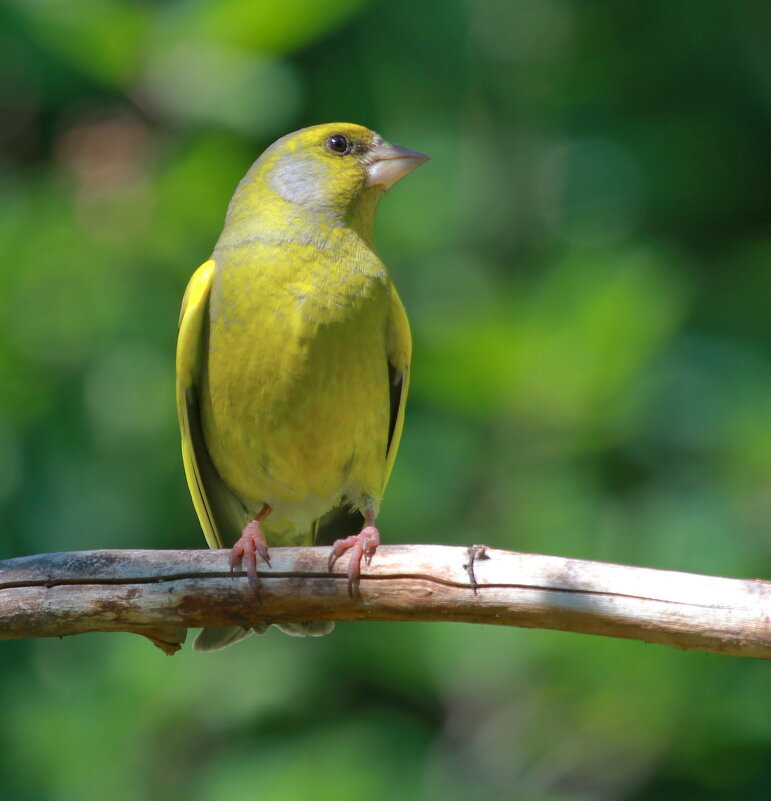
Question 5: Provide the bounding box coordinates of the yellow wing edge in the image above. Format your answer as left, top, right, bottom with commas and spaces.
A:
384, 283, 412, 489
176, 259, 223, 549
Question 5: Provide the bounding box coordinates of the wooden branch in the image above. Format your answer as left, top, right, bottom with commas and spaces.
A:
0, 546, 768, 658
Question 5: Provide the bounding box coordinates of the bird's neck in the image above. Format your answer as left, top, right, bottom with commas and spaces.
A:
214, 178, 382, 254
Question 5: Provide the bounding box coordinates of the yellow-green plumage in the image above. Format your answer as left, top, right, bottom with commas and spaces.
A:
176, 123, 425, 648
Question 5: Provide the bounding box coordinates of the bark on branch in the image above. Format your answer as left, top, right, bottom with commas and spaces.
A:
0, 545, 768, 658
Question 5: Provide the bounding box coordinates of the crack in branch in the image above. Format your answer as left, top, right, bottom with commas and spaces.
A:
0, 570, 742, 612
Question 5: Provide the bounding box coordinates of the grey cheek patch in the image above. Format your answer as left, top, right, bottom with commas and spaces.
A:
270, 155, 331, 209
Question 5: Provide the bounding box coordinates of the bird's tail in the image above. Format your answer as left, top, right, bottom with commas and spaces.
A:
193, 619, 333, 652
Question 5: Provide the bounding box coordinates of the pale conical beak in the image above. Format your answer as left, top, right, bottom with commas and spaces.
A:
365, 141, 429, 190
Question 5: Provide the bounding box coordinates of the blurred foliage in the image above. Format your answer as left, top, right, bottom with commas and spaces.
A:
1, 1, 770, 799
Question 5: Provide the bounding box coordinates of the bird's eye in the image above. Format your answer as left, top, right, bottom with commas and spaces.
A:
326, 134, 352, 155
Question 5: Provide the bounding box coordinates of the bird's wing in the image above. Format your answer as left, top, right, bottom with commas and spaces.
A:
176, 259, 245, 549
384, 282, 412, 488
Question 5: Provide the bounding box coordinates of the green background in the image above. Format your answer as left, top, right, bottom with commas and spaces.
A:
1, 1, 770, 799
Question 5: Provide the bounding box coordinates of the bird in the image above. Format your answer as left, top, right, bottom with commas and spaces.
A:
176, 122, 428, 651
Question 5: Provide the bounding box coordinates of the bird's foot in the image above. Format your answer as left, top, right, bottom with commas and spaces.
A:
230, 510, 271, 597
328, 524, 380, 597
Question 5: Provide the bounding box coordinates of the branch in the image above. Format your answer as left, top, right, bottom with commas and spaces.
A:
0, 546, 768, 658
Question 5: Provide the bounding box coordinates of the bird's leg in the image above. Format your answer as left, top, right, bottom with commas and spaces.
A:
230, 504, 272, 596
328, 507, 380, 597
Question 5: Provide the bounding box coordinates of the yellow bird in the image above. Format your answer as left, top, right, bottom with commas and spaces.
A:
176, 123, 427, 650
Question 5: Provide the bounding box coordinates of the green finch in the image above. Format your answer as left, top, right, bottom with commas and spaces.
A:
176, 123, 428, 650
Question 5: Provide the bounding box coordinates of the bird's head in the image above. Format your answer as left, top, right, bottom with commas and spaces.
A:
222, 123, 428, 241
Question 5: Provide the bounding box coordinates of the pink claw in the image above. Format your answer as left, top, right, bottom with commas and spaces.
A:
328, 524, 380, 597
230, 509, 271, 597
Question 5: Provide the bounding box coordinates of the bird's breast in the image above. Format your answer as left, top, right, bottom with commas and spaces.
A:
200, 241, 392, 521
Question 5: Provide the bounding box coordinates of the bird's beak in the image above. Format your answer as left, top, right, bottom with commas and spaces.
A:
365, 140, 429, 190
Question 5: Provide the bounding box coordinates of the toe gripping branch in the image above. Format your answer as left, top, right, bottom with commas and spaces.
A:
230, 506, 272, 598
328, 520, 381, 597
